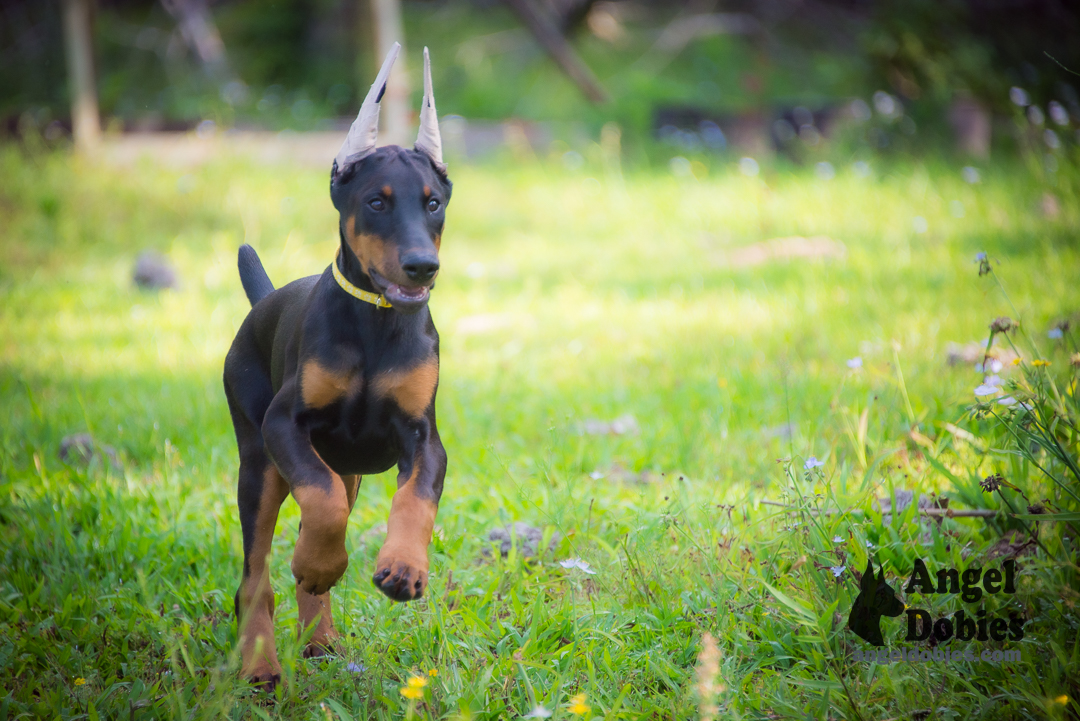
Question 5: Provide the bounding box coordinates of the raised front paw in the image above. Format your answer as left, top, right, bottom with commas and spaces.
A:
372, 550, 428, 601
291, 535, 349, 596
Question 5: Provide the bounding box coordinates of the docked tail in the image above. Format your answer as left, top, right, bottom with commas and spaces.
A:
237, 244, 275, 306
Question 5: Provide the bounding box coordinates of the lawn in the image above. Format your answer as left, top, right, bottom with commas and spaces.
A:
0, 142, 1078, 720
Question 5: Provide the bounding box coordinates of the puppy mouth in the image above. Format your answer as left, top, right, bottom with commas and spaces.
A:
369, 269, 431, 312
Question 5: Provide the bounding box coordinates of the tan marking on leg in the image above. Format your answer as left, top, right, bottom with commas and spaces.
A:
291, 480, 351, 595
372, 360, 438, 418
238, 465, 289, 685
301, 360, 359, 409
297, 587, 339, 657
374, 469, 437, 601
345, 216, 395, 275
382, 185, 393, 197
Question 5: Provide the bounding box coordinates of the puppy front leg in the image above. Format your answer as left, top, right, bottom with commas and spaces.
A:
262, 384, 351, 596
373, 418, 446, 601
296, 474, 360, 657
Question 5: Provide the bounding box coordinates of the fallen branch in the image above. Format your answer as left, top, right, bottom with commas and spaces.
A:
760, 500, 997, 518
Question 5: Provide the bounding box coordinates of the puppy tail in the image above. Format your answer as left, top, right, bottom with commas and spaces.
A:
237, 244, 275, 306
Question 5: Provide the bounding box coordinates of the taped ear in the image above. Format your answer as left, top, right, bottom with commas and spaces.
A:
414, 47, 443, 167
332, 42, 400, 183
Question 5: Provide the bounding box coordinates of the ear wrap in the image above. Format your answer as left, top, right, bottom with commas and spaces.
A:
333, 42, 401, 181
414, 47, 443, 166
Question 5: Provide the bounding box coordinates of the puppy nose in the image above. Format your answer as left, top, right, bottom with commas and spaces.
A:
401, 254, 439, 283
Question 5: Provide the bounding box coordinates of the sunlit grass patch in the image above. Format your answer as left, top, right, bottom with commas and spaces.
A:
0, 146, 1078, 718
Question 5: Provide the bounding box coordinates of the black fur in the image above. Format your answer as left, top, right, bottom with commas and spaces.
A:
237, 244, 275, 306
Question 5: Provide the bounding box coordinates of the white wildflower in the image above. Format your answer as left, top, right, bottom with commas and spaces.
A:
559, 558, 596, 575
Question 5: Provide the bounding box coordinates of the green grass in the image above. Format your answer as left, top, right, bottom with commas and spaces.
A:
1, 143, 1079, 720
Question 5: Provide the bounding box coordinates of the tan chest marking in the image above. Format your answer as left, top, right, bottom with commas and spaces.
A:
301, 360, 361, 409
372, 360, 439, 418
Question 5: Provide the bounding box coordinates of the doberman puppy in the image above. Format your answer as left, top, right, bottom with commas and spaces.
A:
222, 44, 450, 688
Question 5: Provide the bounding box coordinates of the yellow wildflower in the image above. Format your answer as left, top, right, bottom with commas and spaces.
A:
400, 675, 427, 699
1032, 359, 1051, 367
74, 678, 86, 686
568, 693, 590, 715
1012, 357, 1022, 365
1054, 695, 1069, 704
428, 668, 438, 677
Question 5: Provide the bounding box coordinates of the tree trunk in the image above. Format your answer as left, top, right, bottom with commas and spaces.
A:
370, 0, 410, 147
62, 0, 100, 152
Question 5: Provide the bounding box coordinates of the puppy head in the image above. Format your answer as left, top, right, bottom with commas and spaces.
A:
331, 147, 451, 313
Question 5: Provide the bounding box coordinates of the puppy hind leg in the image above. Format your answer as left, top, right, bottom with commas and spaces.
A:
236, 460, 290, 688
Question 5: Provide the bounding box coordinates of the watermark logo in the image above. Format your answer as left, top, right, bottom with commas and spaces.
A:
845, 557, 1026, 658
846, 558, 904, 646
902, 558, 1023, 642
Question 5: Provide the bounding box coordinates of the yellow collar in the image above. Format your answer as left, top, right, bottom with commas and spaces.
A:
332, 258, 393, 308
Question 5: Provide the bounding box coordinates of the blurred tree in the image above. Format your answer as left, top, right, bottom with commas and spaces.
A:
62, 0, 102, 150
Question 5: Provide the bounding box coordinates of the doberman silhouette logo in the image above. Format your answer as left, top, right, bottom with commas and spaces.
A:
847, 558, 905, 646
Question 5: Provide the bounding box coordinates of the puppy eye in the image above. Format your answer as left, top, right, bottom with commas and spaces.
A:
426, 198, 440, 212
369, 198, 385, 211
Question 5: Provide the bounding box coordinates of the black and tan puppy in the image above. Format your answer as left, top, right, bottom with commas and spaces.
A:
222, 44, 450, 688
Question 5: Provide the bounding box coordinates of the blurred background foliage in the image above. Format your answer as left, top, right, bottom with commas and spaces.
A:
2, 0, 1079, 157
